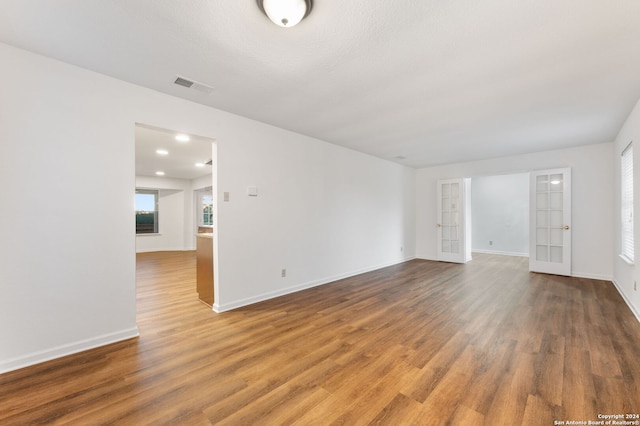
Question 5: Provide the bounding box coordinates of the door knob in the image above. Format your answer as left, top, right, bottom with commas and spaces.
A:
564, 225, 570, 230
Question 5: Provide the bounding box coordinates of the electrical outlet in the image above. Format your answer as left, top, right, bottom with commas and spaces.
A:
400, 246, 403, 252
223, 192, 230, 202
489, 241, 493, 246
281, 269, 286, 278
635, 281, 637, 291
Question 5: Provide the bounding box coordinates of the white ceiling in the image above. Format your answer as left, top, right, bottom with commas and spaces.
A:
135, 125, 213, 180
1, 0, 639, 168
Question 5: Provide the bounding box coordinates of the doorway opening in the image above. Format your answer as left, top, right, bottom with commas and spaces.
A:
470, 173, 530, 258
437, 169, 572, 276
134, 123, 218, 311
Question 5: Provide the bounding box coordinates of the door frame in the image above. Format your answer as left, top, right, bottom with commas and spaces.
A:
134, 123, 219, 312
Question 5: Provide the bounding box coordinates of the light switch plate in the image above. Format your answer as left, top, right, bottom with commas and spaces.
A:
247, 186, 258, 197
223, 192, 230, 202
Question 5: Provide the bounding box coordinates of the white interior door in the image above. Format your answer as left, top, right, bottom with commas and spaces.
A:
529, 168, 571, 276
437, 178, 470, 263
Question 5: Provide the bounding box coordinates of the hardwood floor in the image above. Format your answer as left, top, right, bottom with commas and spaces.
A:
1, 252, 639, 425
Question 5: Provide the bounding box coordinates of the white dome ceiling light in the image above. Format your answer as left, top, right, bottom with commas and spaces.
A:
257, 0, 312, 28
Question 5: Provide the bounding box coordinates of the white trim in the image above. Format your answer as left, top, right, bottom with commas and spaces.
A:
570, 271, 613, 281
472, 249, 529, 257
213, 256, 416, 313
418, 256, 610, 282
136, 247, 195, 253
612, 278, 640, 324
621, 143, 634, 262
618, 254, 635, 266
415, 256, 439, 262
0, 327, 139, 374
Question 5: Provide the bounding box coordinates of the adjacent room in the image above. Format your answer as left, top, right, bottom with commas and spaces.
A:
471, 173, 530, 258
1, 1, 639, 424
135, 124, 218, 306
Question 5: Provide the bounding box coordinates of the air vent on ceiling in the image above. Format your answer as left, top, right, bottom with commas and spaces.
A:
174, 77, 193, 88
173, 75, 214, 94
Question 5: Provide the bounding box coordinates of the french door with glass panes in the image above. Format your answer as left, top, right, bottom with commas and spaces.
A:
437, 178, 471, 263
529, 168, 571, 276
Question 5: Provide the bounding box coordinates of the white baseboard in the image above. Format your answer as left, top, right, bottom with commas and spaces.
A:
415, 256, 438, 262
0, 327, 139, 374
419, 255, 612, 281
136, 247, 194, 253
214, 256, 416, 313
472, 249, 529, 257
611, 278, 640, 324
571, 271, 613, 281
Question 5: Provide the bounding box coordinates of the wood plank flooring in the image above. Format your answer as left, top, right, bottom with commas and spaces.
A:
1, 252, 639, 425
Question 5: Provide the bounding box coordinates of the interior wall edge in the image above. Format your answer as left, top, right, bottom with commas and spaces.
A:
612, 278, 640, 324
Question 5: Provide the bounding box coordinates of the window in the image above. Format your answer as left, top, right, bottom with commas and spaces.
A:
621, 143, 634, 262
136, 189, 159, 234
196, 190, 213, 227
201, 195, 213, 226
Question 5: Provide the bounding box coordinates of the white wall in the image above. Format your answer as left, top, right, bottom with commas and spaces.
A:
218, 137, 416, 310
613, 98, 640, 321
416, 142, 614, 280
471, 173, 529, 256
0, 43, 416, 373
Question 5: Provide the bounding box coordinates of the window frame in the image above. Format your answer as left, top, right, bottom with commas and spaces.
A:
195, 188, 213, 228
200, 194, 213, 227
621, 142, 634, 264
135, 189, 159, 234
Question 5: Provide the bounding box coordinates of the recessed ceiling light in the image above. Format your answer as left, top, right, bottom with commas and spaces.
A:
156, 149, 169, 155
175, 134, 190, 142
155, 171, 165, 176
195, 162, 205, 168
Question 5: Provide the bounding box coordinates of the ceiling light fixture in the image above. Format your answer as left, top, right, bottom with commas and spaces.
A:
175, 134, 190, 142
156, 149, 169, 155
257, 0, 312, 28
155, 171, 165, 176
195, 162, 205, 168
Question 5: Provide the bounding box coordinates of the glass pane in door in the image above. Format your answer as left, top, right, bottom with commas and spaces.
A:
440, 182, 460, 255
442, 183, 450, 197
550, 229, 563, 246
536, 175, 548, 192
550, 246, 563, 263
535, 173, 564, 263
536, 245, 549, 261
